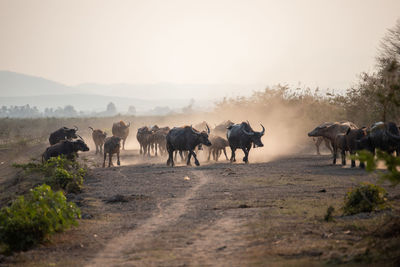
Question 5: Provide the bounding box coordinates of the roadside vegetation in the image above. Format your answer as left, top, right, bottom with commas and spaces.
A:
0, 184, 80, 253
0, 156, 87, 254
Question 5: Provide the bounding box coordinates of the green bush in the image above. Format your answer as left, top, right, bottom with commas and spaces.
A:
13, 156, 87, 193
343, 183, 388, 215
324, 206, 335, 222
0, 184, 80, 252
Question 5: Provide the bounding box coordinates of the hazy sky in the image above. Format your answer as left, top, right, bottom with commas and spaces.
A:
1, 0, 400, 94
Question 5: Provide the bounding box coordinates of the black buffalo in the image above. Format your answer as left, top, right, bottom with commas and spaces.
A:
227, 122, 265, 164
42, 139, 89, 162
357, 122, 400, 156
166, 125, 211, 167
49, 126, 79, 145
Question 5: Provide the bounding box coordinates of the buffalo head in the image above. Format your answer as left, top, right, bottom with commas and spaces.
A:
308, 122, 334, 137
191, 125, 212, 147
66, 128, 78, 139
73, 140, 90, 152
243, 124, 265, 147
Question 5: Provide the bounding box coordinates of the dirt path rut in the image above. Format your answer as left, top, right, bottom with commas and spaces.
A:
88, 170, 211, 266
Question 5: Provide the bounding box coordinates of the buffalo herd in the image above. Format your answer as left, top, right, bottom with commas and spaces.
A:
41, 118, 400, 169
308, 121, 400, 168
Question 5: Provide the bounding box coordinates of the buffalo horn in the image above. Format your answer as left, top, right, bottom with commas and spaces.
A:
260, 124, 265, 135
73, 125, 78, 131
127, 122, 131, 127
206, 124, 210, 134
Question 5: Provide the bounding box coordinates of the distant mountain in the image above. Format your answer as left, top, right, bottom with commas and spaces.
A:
0, 70, 79, 96
0, 70, 259, 114
74, 82, 249, 100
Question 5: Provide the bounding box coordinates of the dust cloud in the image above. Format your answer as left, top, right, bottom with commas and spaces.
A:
107, 99, 318, 166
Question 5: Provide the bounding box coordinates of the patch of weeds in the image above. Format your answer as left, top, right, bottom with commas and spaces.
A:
13, 156, 87, 194
343, 183, 388, 216
0, 184, 80, 253
324, 206, 335, 222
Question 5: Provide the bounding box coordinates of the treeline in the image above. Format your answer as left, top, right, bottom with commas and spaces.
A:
0, 102, 134, 118
216, 19, 400, 127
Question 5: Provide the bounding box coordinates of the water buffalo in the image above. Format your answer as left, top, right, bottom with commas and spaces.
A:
42, 139, 89, 162
345, 127, 368, 167
227, 122, 265, 164
308, 121, 358, 150
48, 126, 78, 145
151, 126, 170, 156
357, 122, 400, 156
207, 135, 229, 161
103, 136, 122, 168
166, 125, 211, 167
333, 133, 347, 165
89, 127, 107, 154
213, 120, 234, 137
112, 121, 130, 150
136, 126, 153, 155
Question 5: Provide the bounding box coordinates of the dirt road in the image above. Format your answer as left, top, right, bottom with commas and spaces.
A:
2, 150, 400, 266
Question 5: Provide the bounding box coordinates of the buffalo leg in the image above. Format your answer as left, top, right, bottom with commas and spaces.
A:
186, 150, 192, 166
341, 149, 346, 165
242, 146, 250, 163
103, 152, 107, 168
95, 144, 99, 155
223, 148, 229, 161
315, 137, 322, 155
108, 154, 113, 167
215, 149, 219, 161
230, 147, 236, 163
333, 145, 337, 165
122, 139, 126, 150
147, 144, 151, 157
155, 143, 158, 156
139, 143, 143, 154
350, 151, 356, 168
167, 149, 174, 167
189, 150, 200, 166
100, 144, 103, 154
117, 151, 120, 166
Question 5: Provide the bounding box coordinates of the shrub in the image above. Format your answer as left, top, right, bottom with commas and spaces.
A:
343, 183, 388, 215
0, 184, 80, 252
324, 206, 335, 222
13, 156, 87, 193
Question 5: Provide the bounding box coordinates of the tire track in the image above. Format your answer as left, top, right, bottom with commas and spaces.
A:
86, 170, 209, 267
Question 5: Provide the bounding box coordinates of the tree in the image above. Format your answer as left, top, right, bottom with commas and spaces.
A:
106, 102, 117, 116
376, 19, 400, 122
127, 105, 136, 115
63, 105, 78, 117
342, 20, 400, 124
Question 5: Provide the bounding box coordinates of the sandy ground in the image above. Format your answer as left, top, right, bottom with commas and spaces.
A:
1, 147, 400, 266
